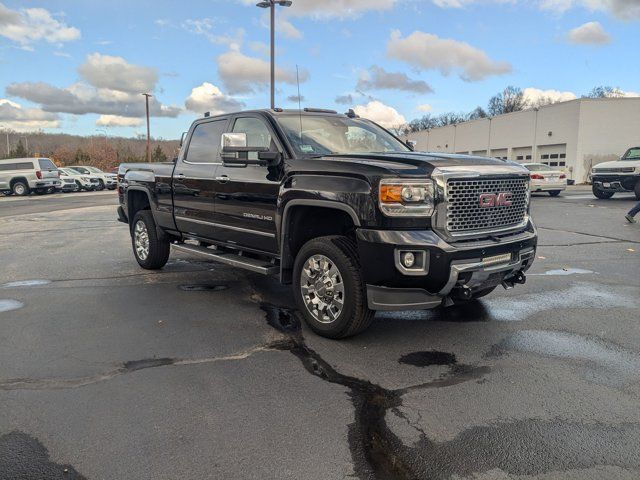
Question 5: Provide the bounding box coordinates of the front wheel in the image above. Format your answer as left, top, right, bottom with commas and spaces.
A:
131, 210, 170, 270
548, 190, 561, 197
634, 180, 640, 200
592, 185, 614, 199
293, 236, 374, 339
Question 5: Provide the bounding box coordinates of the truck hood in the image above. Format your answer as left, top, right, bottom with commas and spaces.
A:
593, 159, 640, 170
314, 152, 525, 177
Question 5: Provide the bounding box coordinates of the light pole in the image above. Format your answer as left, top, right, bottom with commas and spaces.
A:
142, 93, 152, 162
256, 0, 292, 109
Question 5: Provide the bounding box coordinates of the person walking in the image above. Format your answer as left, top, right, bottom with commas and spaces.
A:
625, 201, 640, 223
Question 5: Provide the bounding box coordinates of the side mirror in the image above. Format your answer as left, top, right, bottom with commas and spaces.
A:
406, 140, 417, 151
220, 132, 278, 166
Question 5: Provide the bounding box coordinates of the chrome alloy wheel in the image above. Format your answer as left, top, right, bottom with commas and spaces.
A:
134, 220, 150, 261
300, 254, 345, 324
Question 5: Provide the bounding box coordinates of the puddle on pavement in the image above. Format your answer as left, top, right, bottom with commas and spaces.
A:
484, 283, 636, 322
0, 431, 87, 479
1, 279, 51, 288
0, 299, 24, 313
179, 284, 228, 292
399, 351, 457, 367
489, 329, 640, 387
529, 268, 595, 276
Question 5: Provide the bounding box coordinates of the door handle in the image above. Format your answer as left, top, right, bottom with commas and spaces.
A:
216, 175, 229, 183
175, 173, 185, 179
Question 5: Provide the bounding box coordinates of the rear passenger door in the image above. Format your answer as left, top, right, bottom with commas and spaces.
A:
172, 117, 229, 240
212, 115, 281, 253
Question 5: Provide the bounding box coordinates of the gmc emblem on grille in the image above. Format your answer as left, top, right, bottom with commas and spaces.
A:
479, 192, 513, 207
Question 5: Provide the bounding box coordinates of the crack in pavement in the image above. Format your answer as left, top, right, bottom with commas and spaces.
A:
258, 302, 489, 480
537, 226, 640, 244
0, 345, 275, 391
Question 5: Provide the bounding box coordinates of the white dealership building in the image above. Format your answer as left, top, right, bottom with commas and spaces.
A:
406, 97, 640, 183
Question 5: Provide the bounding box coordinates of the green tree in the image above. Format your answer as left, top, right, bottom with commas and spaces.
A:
11, 139, 28, 158
151, 145, 167, 162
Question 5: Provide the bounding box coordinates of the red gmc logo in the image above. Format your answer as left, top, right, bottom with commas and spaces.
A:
479, 192, 513, 207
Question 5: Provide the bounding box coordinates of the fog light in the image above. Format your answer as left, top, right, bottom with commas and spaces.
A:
401, 251, 415, 268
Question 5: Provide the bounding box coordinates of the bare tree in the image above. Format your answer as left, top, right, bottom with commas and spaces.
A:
488, 86, 526, 116
584, 86, 626, 98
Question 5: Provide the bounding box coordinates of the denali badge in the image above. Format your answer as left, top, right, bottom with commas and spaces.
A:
479, 192, 513, 208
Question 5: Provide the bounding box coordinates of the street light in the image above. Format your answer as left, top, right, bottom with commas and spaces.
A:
142, 93, 152, 162
256, 0, 292, 109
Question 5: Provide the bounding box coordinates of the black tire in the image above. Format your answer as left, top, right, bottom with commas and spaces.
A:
97, 180, 105, 191
293, 236, 374, 339
34, 189, 46, 195
592, 185, 614, 199
12, 181, 29, 196
75, 181, 82, 191
548, 190, 561, 197
131, 210, 170, 270
634, 181, 640, 200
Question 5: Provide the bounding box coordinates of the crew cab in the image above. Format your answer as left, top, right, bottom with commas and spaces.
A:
591, 147, 640, 199
117, 108, 537, 338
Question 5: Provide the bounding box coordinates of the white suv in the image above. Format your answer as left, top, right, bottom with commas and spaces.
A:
591, 147, 640, 199
68, 166, 117, 190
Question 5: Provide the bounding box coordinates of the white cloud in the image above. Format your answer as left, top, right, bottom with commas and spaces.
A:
240, 0, 398, 18
541, 0, 640, 19
0, 98, 60, 131
216, 50, 309, 94
0, 3, 80, 47
185, 82, 244, 115
416, 104, 433, 112
567, 21, 611, 44
7, 54, 180, 119
277, 17, 303, 39
96, 115, 143, 128
522, 87, 577, 107
357, 66, 433, 94
387, 30, 512, 82
353, 100, 406, 128
79, 53, 158, 94
182, 19, 245, 48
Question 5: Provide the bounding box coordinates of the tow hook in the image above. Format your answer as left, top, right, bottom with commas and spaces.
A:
451, 285, 473, 301
502, 271, 526, 289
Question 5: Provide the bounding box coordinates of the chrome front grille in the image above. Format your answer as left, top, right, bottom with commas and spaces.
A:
445, 177, 528, 235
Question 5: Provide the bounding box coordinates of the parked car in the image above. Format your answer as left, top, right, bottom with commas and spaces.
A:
591, 146, 640, 199
118, 108, 537, 339
521, 163, 567, 196
56, 169, 79, 192
67, 166, 116, 190
59, 167, 100, 191
0, 157, 61, 196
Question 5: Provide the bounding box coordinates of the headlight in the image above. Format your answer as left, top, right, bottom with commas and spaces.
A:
81, 177, 89, 181
379, 179, 435, 217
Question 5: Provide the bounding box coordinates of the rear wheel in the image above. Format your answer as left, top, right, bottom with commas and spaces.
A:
12, 181, 29, 196
293, 236, 373, 339
131, 210, 170, 270
548, 190, 561, 197
592, 185, 614, 199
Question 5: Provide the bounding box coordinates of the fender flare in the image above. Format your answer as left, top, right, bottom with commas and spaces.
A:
278, 199, 361, 283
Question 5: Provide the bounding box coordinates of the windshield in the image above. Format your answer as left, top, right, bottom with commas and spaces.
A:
86, 166, 103, 173
622, 147, 640, 160
70, 167, 90, 174
277, 115, 410, 156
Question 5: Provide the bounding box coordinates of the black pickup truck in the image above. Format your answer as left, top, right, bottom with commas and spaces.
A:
118, 108, 536, 338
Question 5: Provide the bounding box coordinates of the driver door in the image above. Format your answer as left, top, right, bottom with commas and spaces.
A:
213, 115, 281, 253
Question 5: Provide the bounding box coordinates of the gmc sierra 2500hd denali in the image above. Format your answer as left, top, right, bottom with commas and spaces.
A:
118, 108, 537, 338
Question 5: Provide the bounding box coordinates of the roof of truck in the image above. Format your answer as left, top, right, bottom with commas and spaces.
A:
202, 108, 355, 119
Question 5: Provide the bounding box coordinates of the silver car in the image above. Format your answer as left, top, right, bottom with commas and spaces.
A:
0, 157, 61, 196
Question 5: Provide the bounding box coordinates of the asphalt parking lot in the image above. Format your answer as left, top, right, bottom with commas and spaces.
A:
0, 187, 639, 480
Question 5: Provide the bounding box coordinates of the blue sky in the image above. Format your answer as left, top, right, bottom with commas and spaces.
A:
0, 0, 638, 139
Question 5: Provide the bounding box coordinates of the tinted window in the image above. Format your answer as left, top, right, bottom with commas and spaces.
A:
623, 147, 640, 160
0, 162, 33, 171
186, 119, 227, 163
39, 159, 56, 170
232, 117, 274, 160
